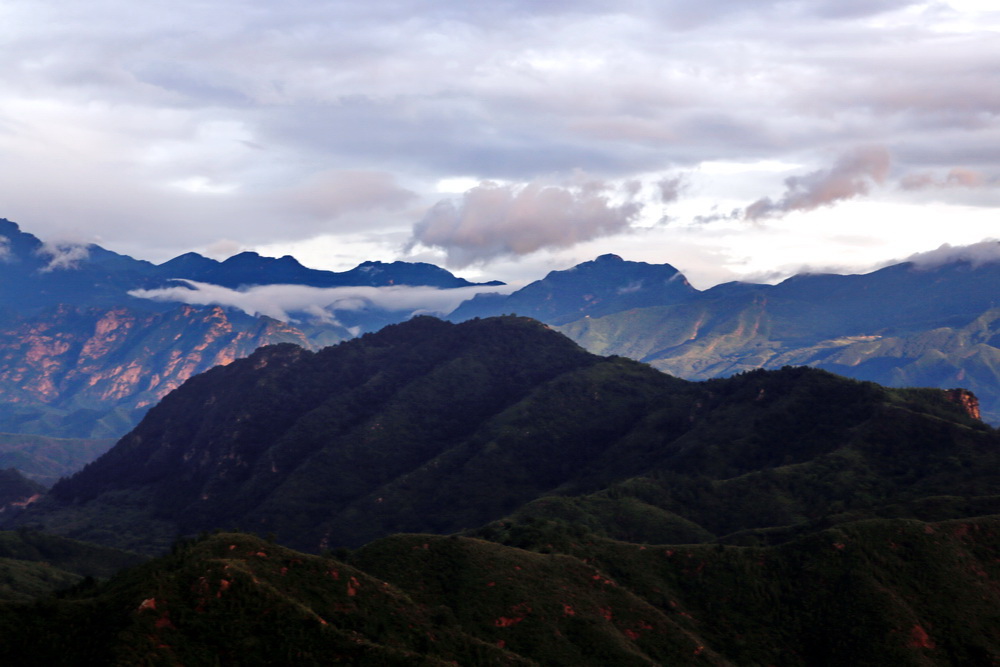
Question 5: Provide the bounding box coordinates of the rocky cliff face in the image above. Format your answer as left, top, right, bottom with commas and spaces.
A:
945, 388, 981, 421
0, 305, 315, 437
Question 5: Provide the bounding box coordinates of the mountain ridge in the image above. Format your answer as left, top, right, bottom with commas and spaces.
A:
0, 217, 506, 441
0, 218, 500, 315
13, 315, 997, 558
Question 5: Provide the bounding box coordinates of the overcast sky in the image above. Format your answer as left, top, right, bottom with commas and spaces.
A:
2, 0, 999, 288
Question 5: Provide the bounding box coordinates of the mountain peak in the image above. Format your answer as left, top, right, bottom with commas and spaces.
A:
169, 251, 211, 261
450, 254, 695, 325
222, 251, 264, 263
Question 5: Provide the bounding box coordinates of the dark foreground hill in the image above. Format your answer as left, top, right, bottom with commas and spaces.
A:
13, 316, 999, 559
0, 525, 997, 665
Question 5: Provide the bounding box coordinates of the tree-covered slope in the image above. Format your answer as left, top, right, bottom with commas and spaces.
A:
32, 316, 608, 552
0, 529, 144, 602
14, 316, 998, 559
1, 315, 998, 664
0, 468, 45, 514
1, 524, 998, 665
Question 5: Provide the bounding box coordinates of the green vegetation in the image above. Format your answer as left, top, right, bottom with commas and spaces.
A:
0, 532, 533, 666
10, 318, 997, 561
0, 528, 143, 601
0, 522, 996, 665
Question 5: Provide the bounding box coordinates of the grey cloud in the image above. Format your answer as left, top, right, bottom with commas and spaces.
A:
129, 280, 515, 324
259, 99, 651, 183
0, 237, 9, 261
693, 209, 741, 225
409, 179, 642, 267
744, 147, 890, 221
656, 175, 685, 203
808, 0, 919, 19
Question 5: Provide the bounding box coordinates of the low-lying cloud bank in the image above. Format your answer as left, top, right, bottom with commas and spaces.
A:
129, 280, 516, 325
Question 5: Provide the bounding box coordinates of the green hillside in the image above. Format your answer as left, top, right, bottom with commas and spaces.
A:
0, 524, 996, 665
12, 317, 996, 560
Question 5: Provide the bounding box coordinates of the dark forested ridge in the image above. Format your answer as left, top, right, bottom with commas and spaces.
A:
12, 315, 997, 559
3, 222, 1000, 663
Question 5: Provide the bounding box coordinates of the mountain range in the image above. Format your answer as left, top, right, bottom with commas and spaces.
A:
451, 252, 1000, 425
13, 316, 996, 552
1, 315, 998, 664
2, 215, 1000, 472
0, 218, 497, 316
0, 218, 501, 440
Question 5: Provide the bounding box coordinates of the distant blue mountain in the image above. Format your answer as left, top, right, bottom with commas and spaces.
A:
449, 253, 697, 325
0, 218, 500, 316
155, 251, 500, 290
0, 217, 504, 440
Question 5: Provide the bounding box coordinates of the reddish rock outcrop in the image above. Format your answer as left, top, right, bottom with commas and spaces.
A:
945, 388, 981, 421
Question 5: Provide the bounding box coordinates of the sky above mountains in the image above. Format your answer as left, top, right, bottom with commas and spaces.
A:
2, 0, 999, 288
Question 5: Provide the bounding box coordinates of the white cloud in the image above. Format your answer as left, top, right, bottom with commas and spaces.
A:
36, 242, 90, 272
905, 239, 1000, 269
128, 279, 515, 324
